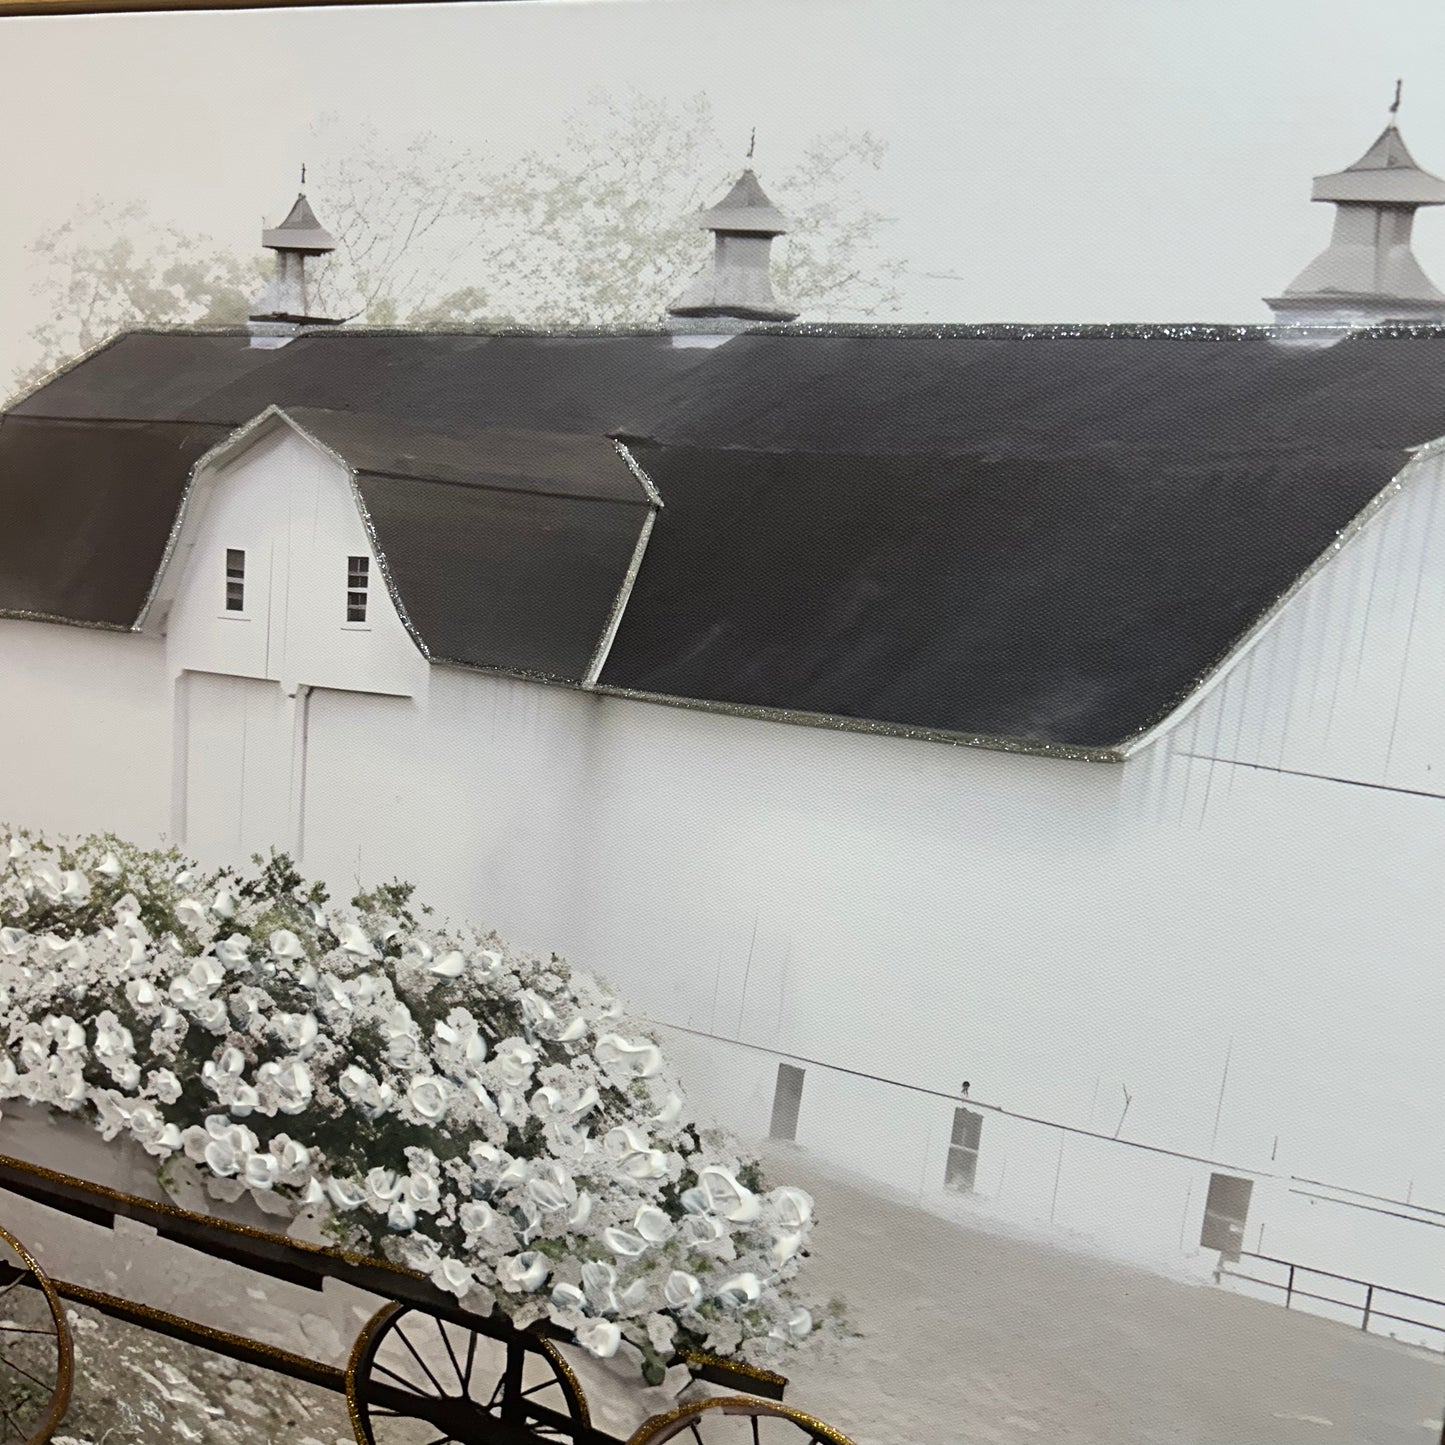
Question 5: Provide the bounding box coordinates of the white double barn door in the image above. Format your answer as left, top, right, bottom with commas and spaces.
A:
181, 671, 303, 867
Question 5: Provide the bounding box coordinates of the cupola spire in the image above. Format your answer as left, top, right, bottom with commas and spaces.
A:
1266, 87, 1445, 330
248, 181, 344, 348
665, 156, 799, 344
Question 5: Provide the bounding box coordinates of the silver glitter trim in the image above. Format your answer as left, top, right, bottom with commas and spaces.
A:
586, 682, 1124, 763
2, 330, 132, 412
584, 507, 657, 688
0, 609, 130, 634
612, 439, 664, 507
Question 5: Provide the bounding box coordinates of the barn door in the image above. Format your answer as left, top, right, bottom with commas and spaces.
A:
180, 672, 300, 866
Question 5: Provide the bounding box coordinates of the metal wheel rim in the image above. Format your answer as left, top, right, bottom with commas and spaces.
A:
627, 1396, 858, 1445
346, 1301, 588, 1445
0, 1224, 73, 1445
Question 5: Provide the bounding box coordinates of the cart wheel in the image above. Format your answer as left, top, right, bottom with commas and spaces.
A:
347, 1301, 589, 1444
627, 1397, 857, 1445
0, 1224, 73, 1445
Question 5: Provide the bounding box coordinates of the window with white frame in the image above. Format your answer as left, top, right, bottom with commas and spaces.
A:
944, 1107, 982, 1192
225, 549, 245, 612
346, 555, 369, 623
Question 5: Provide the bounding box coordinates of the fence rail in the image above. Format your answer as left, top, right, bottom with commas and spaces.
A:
1220, 1251, 1445, 1348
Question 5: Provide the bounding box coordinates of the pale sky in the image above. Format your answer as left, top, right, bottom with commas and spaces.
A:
5, 0, 1445, 365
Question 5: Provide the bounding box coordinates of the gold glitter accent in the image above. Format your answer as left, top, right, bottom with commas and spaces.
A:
0, 1150, 419, 1280
626, 1396, 857, 1445
535, 1334, 592, 1428
51, 1276, 344, 1393
682, 1349, 787, 1390
345, 1300, 400, 1445
0, 1222, 74, 1444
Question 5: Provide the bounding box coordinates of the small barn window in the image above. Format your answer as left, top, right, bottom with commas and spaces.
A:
225, 549, 245, 612
346, 555, 369, 623
944, 1108, 983, 1193
769, 1063, 805, 1142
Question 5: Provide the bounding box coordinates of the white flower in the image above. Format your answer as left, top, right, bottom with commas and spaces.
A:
428, 950, 465, 978
59, 870, 90, 905
566, 1192, 593, 1231
327, 1178, 365, 1212
211, 889, 237, 919
338, 923, 374, 958
96, 852, 123, 879
363, 1168, 402, 1212
403, 1172, 442, 1214
550, 1282, 587, 1312
214, 934, 250, 970
174, 898, 207, 931
194, 999, 229, 1034
527, 1161, 575, 1207
0, 927, 27, 957
602, 1227, 648, 1259
272, 1012, 319, 1055
716, 1273, 763, 1309
594, 1034, 664, 1078
492, 1041, 538, 1090
473, 949, 504, 980
650, 1092, 684, 1125
768, 1187, 813, 1230
387, 1198, 418, 1231
269, 1135, 312, 1184
268, 929, 304, 961
769, 1232, 804, 1268
498, 1090, 526, 1126
338, 1065, 393, 1120
27, 859, 63, 902
257, 1059, 313, 1115
498, 1252, 549, 1293
664, 1271, 703, 1310
458, 1201, 497, 1237
681, 1215, 726, 1244
147, 1069, 182, 1104
431, 1258, 473, 1297
634, 1206, 674, 1244
575, 1319, 622, 1358
128, 1107, 180, 1162
125, 978, 158, 1009
698, 1166, 762, 1223
201, 1117, 258, 1179
407, 1074, 451, 1123
580, 1263, 619, 1314
243, 1153, 279, 1191
497, 1157, 531, 1189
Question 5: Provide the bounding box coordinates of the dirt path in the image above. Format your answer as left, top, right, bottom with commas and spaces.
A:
766, 1145, 1445, 1445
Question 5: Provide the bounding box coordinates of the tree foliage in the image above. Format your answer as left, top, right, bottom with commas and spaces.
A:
13, 90, 904, 392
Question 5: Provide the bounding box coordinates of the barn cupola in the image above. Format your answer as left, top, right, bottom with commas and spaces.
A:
665, 160, 799, 346
1266, 86, 1445, 331
248, 181, 344, 348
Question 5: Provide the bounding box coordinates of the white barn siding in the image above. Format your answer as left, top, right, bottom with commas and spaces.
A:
2, 445, 1444, 1295
0, 621, 171, 843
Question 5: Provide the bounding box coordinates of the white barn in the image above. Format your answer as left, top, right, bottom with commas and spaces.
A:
5, 129, 1445, 1322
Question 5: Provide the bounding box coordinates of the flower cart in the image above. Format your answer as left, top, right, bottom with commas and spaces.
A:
0, 834, 856, 1445
0, 1144, 852, 1445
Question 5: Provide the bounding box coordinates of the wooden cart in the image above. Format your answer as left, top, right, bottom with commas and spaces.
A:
0, 1148, 855, 1445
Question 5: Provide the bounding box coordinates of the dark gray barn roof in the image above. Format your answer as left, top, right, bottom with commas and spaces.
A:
8, 324, 1445, 753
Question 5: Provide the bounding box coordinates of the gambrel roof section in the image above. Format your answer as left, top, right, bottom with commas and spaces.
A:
9, 324, 1445, 754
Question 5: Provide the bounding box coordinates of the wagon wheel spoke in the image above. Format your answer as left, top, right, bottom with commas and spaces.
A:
436, 1319, 467, 1392
347, 1304, 588, 1445
0, 1351, 53, 1392
0, 1223, 73, 1445
461, 1326, 478, 1391
394, 1321, 451, 1398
